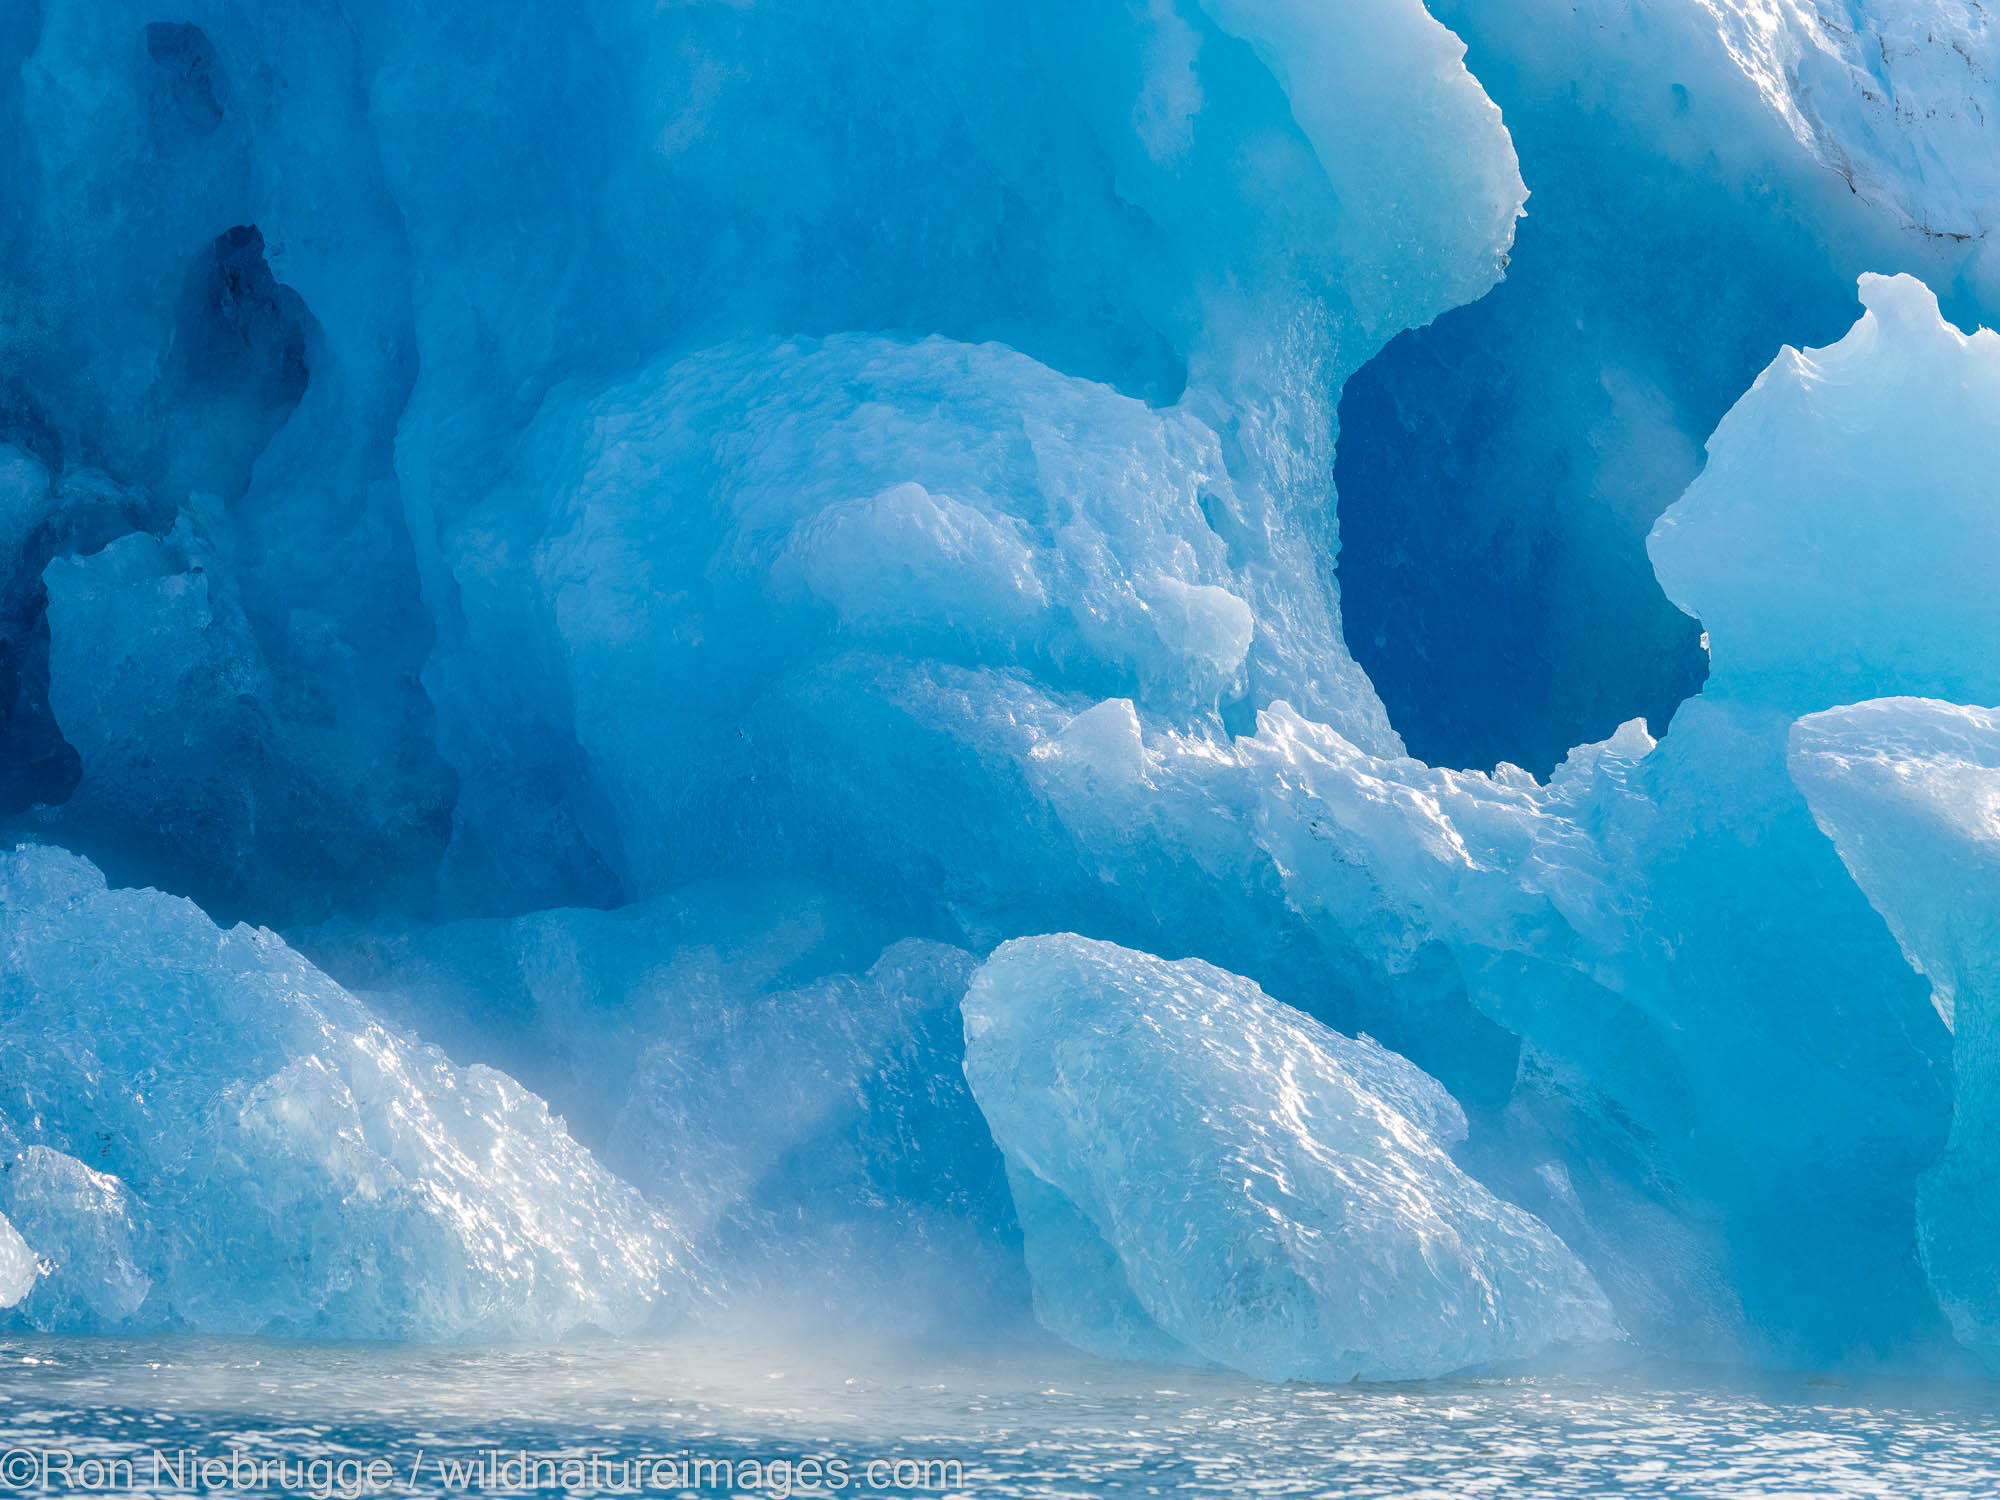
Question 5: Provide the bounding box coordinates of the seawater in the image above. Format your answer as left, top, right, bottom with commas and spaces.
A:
2, 1336, 1997, 1497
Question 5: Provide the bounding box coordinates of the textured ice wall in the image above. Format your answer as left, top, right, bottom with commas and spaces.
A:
1690, 0, 2000, 265
0, 0, 1527, 922
962, 936, 1616, 1381
1, 0, 1996, 1373
400, 0, 1526, 911
1792, 701, 2000, 1370
946, 277, 1991, 1364
0, 844, 701, 1338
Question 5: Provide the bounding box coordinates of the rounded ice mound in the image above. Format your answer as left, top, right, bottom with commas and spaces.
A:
960, 935, 1618, 1381
0, 844, 702, 1339
1790, 698, 2000, 1368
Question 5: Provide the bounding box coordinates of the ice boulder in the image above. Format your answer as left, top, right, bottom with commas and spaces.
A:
0, 843, 701, 1339
0, 1212, 36, 1309
960, 935, 1618, 1381
1790, 698, 2000, 1368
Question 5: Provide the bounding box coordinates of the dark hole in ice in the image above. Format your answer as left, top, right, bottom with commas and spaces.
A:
145, 21, 228, 133
176, 225, 310, 408
0, 594, 82, 815
1330, 18, 1863, 777
165, 225, 313, 502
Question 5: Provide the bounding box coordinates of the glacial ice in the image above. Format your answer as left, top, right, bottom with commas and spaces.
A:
1790, 699, 2000, 1370
0, 843, 700, 1338
956, 276, 1986, 1365
0, 0, 1998, 1379
962, 935, 1617, 1381
0, 1145, 152, 1328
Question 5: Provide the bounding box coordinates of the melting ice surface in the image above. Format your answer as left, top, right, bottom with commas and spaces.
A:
6, 0, 2000, 1459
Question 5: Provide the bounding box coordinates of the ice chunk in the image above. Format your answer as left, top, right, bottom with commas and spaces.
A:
961, 935, 1617, 1381
0, 843, 700, 1339
1790, 697, 2000, 1368
0, 1212, 36, 1310
1650, 274, 2000, 715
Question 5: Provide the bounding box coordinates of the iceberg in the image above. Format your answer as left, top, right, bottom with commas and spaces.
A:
0, 0, 1997, 1380
0, 843, 701, 1338
0, 1141, 152, 1327
961, 935, 1617, 1381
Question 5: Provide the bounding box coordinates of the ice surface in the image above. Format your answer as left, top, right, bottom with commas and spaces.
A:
1, 0, 1997, 1376
0, 843, 700, 1338
0, 1212, 35, 1310
1684, 0, 2000, 283
0, 1147, 151, 1327
295, 899, 1028, 1338
961, 935, 1617, 1381
0, 0, 1531, 920
1790, 699, 2000, 1369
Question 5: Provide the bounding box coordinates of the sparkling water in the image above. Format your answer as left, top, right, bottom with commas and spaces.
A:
2, 1337, 1996, 1498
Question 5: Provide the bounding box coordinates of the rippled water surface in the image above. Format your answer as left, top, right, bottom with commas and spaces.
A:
2, 1336, 1998, 1497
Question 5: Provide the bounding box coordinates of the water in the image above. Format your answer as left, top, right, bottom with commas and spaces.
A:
1, 1336, 1997, 1498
